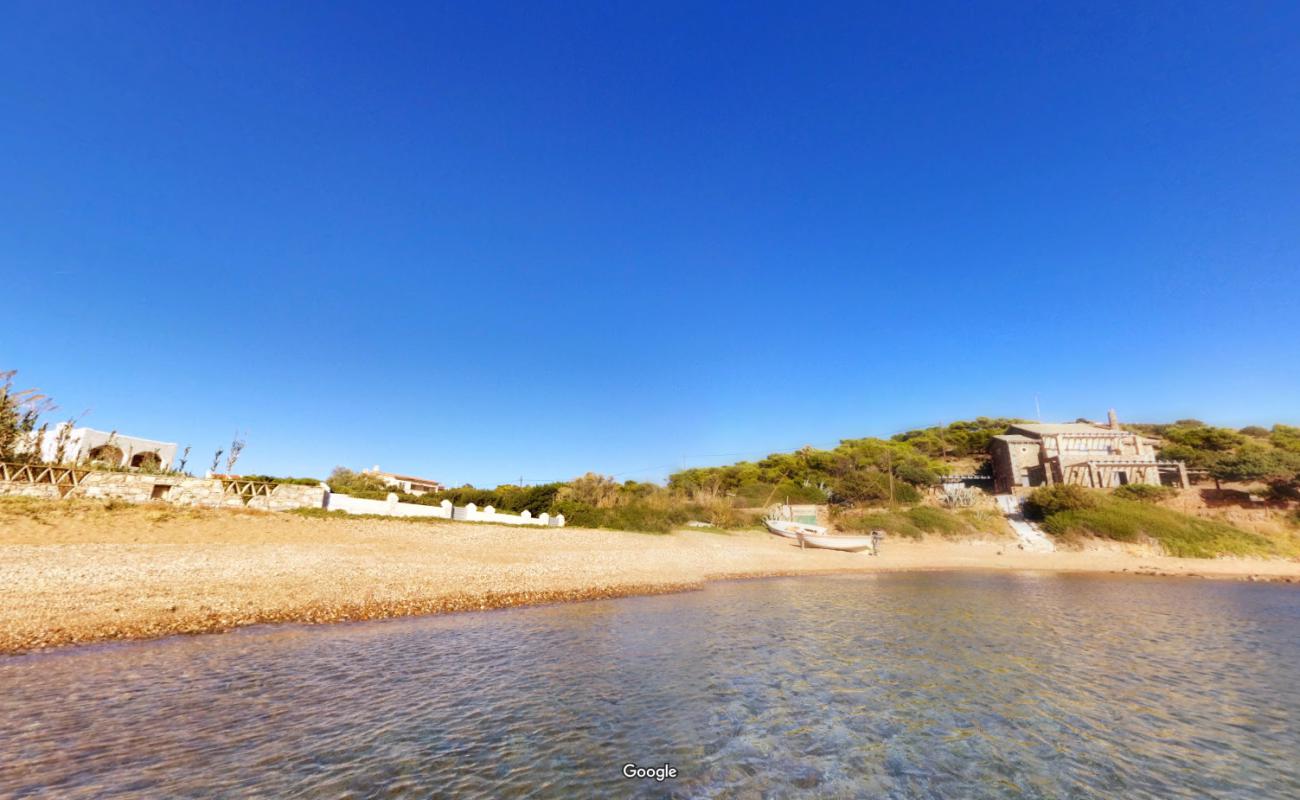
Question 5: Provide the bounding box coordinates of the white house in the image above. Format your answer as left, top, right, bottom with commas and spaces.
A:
30, 424, 179, 470
362, 465, 445, 496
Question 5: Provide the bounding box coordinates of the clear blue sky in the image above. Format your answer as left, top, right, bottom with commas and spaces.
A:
3, 1, 1297, 485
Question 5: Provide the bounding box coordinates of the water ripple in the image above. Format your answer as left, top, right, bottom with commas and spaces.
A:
1, 573, 1298, 798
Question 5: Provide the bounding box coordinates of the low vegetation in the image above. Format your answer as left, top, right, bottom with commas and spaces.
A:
550, 473, 761, 534
667, 419, 1021, 510
239, 475, 322, 486
1126, 420, 1300, 488
1025, 486, 1296, 558
834, 505, 1010, 540
7, 371, 1300, 543
1111, 483, 1178, 503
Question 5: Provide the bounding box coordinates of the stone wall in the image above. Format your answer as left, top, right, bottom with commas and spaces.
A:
0, 482, 65, 500
0, 472, 326, 512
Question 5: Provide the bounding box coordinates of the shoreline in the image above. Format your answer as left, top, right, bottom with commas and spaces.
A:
2, 505, 1298, 655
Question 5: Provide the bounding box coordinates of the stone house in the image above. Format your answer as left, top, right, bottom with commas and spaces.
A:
990, 410, 1188, 493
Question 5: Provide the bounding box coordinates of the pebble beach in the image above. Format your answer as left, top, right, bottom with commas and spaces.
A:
2, 500, 1297, 655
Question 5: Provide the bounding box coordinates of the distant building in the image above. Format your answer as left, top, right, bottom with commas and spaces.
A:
990, 410, 1188, 493
362, 466, 444, 496
28, 424, 178, 470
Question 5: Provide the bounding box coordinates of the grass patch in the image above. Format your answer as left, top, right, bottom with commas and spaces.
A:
834, 505, 1009, 539
1111, 484, 1178, 503
553, 497, 762, 534
1041, 497, 1289, 558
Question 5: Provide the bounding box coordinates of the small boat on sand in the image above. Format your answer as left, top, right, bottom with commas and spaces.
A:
764, 518, 827, 539
793, 531, 877, 553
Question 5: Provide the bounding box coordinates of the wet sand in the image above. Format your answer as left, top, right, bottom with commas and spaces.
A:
1, 502, 1297, 654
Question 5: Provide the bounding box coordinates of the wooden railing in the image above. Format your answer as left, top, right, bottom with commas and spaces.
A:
219, 479, 279, 505
0, 462, 90, 495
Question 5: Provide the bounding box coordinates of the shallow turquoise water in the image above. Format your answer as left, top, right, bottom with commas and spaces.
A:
2, 572, 1298, 798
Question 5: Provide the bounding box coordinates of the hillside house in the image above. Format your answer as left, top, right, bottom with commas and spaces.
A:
362, 466, 445, 496
25, 424, 178, 470
990, 410, 1188, 493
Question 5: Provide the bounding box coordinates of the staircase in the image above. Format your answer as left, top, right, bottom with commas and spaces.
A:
995, 494, 1056, 552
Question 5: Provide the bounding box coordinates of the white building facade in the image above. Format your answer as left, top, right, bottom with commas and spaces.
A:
31, 424, 178, 470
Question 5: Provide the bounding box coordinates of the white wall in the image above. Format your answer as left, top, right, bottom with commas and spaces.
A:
324, 492, 564, 526
34, 425, 178, 469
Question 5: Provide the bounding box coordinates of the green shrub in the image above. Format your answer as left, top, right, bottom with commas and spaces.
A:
1024, 485, 1099, 519
1111, 484, 1176, 503
240, 475, 322, 486
326, 467, 394, 498
554, 500, 690, 534
833, 505, 998, 539
833, 471, 922, 505
729, 481, 827, 507
835, 509, 923, 538
905, 505, 966, 535
1041, 498, 1283, 558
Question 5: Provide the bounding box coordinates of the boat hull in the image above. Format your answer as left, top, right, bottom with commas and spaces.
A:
796, 533, 876, 553
764, 519, 826, 539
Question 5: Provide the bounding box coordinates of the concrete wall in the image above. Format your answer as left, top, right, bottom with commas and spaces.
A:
325, 492, 449, 518
324, 492, 565, 526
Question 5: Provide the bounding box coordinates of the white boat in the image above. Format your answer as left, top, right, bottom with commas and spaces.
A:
794, 532, 877, 553
763, 518, 826, 539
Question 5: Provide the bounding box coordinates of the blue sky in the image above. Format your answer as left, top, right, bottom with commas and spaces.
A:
3, 1, 1298, 485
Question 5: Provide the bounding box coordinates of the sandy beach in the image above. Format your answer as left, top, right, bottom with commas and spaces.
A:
2, 501, 1298, 655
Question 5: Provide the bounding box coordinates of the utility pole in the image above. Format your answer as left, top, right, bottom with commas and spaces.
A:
1034, 394, 1042, 422
887, 448, 896, 507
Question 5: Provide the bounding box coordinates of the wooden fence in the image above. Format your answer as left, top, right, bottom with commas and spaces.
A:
0, 461, 90, 496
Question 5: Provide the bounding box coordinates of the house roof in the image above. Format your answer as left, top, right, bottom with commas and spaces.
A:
992, 434, 1039, 443
383, 472, 443, 486
1009, 422, 1125, 436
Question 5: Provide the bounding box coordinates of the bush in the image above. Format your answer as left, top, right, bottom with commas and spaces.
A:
1041, 498, 1281, 558
832, 471, 921, 505
240, 475, 322, 486
326, 467, 394, 498
554, 500, 690, 534
1112, 484, 1176, 503
1023, 485, 1099, 519
905, 505, 966, 535
551, 490, 764, 534
728, 481, 826, 507
835, 509, 924, 538
833, 505, 1002, 539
